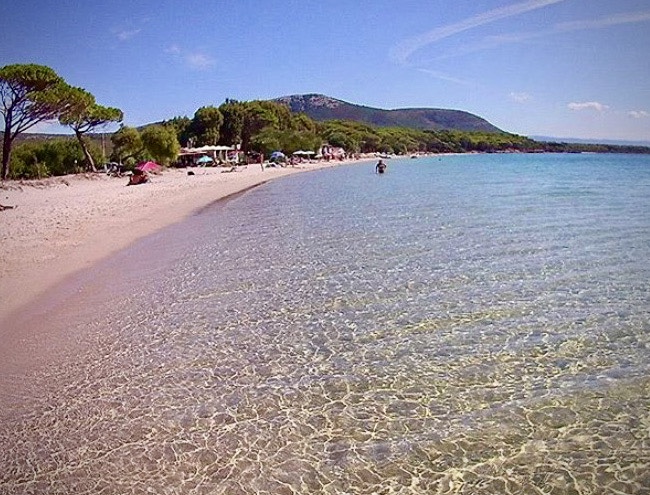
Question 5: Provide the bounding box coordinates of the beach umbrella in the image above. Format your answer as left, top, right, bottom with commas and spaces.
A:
136, 161, 161, 172
197, 155, 214, 164
270, 151, 287, 163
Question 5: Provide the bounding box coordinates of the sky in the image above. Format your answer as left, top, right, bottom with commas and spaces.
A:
2, 0, 649, 142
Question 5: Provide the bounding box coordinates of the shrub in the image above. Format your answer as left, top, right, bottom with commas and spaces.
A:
8, 138, 102, 179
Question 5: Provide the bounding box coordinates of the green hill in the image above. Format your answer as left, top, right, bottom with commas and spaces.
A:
274, 94, 503, 133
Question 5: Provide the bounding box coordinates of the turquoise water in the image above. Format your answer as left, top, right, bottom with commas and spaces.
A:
2, 153, 650, 494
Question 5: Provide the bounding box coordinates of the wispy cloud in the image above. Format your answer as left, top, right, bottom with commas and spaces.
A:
186, 52, 216, 70
510, 92, 532, 103
165, 44, 181, 55
568, 101, 609, 112
628, 110, 649, 119
393, 3, 650, 66
417, 68, 474, 87
555, 10, 650, 32
390, 0, 567, 64
166, 45, 216, 70
438, 9, 650, 60
115, 28, 141, 41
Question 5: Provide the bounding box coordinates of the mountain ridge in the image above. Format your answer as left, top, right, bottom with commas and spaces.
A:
273, 94, 503, 133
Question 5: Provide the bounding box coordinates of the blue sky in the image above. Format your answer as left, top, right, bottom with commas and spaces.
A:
2, 0, 649, 141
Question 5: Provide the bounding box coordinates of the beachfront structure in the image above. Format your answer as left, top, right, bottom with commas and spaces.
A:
178, 145, 239, 166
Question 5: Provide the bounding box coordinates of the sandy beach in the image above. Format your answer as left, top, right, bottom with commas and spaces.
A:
0, 160, 367, 326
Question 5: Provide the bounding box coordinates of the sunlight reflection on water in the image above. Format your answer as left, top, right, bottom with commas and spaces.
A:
2, 153, 649, 494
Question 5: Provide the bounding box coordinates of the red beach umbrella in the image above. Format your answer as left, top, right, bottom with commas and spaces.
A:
136, 161, 161, 172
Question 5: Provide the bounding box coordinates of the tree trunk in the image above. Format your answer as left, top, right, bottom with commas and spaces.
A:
2, 111, 13, 180
75, 130, 96, 172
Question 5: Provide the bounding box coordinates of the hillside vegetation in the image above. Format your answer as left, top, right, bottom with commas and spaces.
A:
4, 92, 650, 180
274, 94, 502, 133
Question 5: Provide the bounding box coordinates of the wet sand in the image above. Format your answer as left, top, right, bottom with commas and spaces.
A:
0, 160, 369, 328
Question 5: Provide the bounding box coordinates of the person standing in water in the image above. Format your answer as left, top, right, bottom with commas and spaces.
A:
375, 159, 387, 174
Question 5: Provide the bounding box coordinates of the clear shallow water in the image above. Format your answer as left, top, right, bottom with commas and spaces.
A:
2, 153, 650, 494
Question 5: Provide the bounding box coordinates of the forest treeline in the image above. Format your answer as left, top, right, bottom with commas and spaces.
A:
3, 64, 648, 180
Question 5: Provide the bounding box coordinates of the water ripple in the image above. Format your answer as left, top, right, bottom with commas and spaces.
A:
2, 154, 649, 494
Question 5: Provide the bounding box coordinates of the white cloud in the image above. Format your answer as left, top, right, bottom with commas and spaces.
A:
405, 8, 650, 63
185, 52, 215, 70
568, 101, 609, 112
116, 28, 141, 41
390, 0, 567, 64
510, 92, 531, 103
555, 10, 650, 32
165, 45, 216, 70
628, 110, 649, 119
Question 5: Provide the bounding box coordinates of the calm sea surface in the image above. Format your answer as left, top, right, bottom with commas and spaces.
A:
2, 153, 650, 494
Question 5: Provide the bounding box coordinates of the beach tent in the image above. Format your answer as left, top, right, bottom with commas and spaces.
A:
136, 161, 161, 172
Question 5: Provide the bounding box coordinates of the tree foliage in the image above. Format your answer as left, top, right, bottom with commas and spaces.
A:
110, 126, 143, 165
238, 101, 295, 151
9, 137, 102, 179
11, 84, 650, 180
141, 124, 180, 165
188, 106, 223, 146
109, 124, 180, 166
0, 63, 72, 179
58, 86, 123, 171
216, 99, 245, 147
165, 116, 192, 147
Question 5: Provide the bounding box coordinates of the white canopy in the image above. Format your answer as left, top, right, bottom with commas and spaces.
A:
196, 145, 232, 152
182, 145, 233, 154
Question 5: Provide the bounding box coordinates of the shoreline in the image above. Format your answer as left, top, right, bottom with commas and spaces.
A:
0, 159, 373, 326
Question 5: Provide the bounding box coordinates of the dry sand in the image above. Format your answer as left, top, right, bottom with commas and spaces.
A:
0, 160, 367, 325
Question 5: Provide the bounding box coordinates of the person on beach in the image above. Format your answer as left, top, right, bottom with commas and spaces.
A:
376, 159, 387, 174
128, 169, 148, 185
